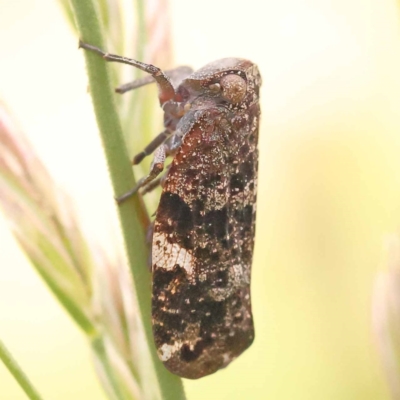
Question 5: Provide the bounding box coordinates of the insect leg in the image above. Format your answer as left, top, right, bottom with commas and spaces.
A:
116, 145, 166, 204
79, 41, 175, 105
140, 174, 164, 195
133, 129, 171, 165
115, 75, 157, 94
116, 66, 193, 94
140, 165, 171, 195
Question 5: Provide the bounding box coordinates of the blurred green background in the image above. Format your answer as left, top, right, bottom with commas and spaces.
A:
1, 0, 400, 398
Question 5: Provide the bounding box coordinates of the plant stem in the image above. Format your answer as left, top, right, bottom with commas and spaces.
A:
0, 338, 44, 400
68, 2, 186, 399
91, 335, 126, 400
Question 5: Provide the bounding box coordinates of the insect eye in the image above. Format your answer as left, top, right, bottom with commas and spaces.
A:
220, 74, 247, 104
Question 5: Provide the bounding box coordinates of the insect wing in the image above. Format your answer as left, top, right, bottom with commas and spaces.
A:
152, 103, 259, 379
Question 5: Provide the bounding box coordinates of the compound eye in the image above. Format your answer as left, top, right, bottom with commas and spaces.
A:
220, 74, 247, 103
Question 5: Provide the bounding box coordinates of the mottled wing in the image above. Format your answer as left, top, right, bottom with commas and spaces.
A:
152, 105, 259, 379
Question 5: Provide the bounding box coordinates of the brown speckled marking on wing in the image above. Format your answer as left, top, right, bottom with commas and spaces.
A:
152, 74, 260, 379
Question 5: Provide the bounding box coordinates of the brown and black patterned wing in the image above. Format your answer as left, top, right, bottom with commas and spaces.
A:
152, 104, 259, 379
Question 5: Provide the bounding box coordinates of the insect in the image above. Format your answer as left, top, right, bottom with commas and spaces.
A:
80, 41, 261, 379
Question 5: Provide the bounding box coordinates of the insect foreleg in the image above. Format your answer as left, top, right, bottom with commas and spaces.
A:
79, 40, 176, 105
116, 66, 193, 94
116, 145, 166, 204
132, 129, 172, 165
140, 165, 171, 195
115, 75, 158, 94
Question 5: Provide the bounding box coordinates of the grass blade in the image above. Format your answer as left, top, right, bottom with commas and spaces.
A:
0, 338, 45, 400
68, 1, 186, 399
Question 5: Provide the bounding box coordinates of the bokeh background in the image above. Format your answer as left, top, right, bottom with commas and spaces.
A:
1, 0, 400, 399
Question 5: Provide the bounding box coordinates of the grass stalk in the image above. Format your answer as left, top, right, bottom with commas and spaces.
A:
68, 1, 186, 399
0, 339, 44, 400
